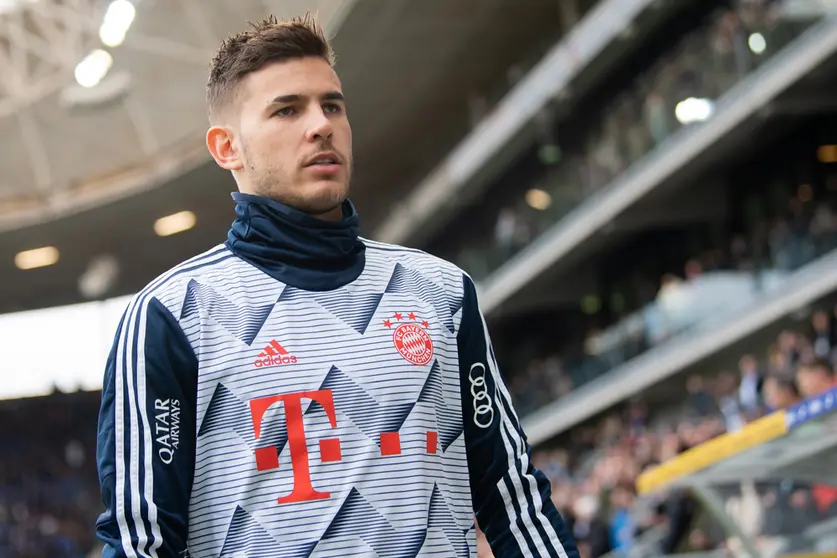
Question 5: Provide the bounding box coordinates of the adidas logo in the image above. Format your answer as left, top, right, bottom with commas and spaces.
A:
253, 339, 298, 368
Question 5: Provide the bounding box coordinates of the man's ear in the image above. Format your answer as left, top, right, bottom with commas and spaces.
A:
206, 125, 244, 171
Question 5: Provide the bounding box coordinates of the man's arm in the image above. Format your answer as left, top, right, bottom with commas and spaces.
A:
457, 274, 578, 558
96, 295, 198, 557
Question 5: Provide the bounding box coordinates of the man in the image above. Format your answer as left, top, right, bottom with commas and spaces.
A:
95, 13, 577, 558
736, 354, 763, 420
762, 375, 800, 412
796, 356, 835, 398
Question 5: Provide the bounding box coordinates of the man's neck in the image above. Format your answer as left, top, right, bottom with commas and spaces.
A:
226, 192, 365, 291
243, 189, 346, 223
310, 205, 344, 222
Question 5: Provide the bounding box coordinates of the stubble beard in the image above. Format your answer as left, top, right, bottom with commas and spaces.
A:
252, 163, 351, 216
240, 138, 352, 215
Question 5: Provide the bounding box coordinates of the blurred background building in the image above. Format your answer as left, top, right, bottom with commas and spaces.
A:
2, 0, 837, 556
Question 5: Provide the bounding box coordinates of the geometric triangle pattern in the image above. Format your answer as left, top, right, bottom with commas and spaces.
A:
385, 264, 459, 334
321, 487, 426, 557
446, 283, 464, 323
198, 382, 252, 440
428, 484, 471, 558
221, 505, 316, 558
278, 286, 384, 336
198, 382, 289, 456
317, 366, 415, 446
180, 279, 275, 346
416, 361, 464, 451
314, 290, 384, 336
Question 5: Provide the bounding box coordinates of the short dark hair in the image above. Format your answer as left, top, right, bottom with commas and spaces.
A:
206, 12, 334, 122
768, 375, 800, 397
799, 356, 834, 377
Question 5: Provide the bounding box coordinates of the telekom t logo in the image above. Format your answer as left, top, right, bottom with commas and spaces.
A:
250, 389, 342, 504
249, 389, 439, 505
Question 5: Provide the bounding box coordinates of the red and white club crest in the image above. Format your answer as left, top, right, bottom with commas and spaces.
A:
393, 322, 434, 365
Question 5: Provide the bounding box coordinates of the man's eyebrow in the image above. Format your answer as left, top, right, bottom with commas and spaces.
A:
269, 94, 301, 105
268, 91, 344, 105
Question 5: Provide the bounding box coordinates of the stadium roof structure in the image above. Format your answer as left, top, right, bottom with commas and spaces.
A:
0, 0, 572, 314
635, 386, 837, 558
0, 0, 355, 231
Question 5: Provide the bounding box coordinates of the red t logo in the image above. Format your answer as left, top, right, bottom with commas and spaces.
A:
250, 389, 340, 504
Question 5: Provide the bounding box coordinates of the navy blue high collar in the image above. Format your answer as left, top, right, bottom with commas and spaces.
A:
226, 192, 365, 291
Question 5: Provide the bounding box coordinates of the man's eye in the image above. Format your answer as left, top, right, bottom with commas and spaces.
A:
323, 103, 342, 114
274, 107, 294, 117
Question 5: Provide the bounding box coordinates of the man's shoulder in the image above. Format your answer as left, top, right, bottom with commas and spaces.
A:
128, 243, 237, 312
360, 237, 464, 276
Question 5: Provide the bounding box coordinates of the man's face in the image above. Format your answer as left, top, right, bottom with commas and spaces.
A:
764, 378, 790, 409
219, 56, 352, 218
739, 355, 757, 373
797, 366, 829, 397
813, 311, 829, 332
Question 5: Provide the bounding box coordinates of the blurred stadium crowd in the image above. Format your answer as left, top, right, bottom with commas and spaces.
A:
3, 0, 837, 556
0, 393, 101, 557
526, 312, 837, 558
506, 157, 837, 416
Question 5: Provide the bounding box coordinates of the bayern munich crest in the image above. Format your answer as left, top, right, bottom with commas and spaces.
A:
384, 312, 434, 365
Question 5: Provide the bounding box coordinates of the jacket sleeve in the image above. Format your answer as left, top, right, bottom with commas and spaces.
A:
457, 274, 578, 558
96, 295, 198, 557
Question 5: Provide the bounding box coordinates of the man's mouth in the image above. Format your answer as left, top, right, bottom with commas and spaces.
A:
304, 152, 341, 167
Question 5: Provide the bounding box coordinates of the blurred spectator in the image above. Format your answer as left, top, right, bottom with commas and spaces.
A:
810, 310, 833, 358
717, 371, 745, 433
737, 354, 763, 418
567, 494, 611, 558
660, 488, 698, 555
763, 375, 801, 412
797, 357, 835, 398
685, 375, 715, 418
607, 483, 636, 555
784, 489, 823, 535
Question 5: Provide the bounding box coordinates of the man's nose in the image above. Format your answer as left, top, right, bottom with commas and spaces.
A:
306, 107, 333, 142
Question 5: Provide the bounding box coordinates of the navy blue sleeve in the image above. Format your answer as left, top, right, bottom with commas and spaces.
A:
96, 296, 198, 557
457, 274, 578, 558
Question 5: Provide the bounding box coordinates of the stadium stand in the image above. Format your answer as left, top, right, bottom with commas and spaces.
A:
410, 0, 837, 555
527, 311, 837, 557
441, 0, 822, 281
3, 0, 837, 556
502, 118, 837, 417
0, 393, 102, 558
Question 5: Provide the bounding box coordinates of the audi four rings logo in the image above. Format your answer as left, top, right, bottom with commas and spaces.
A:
469, 362, 494, 429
